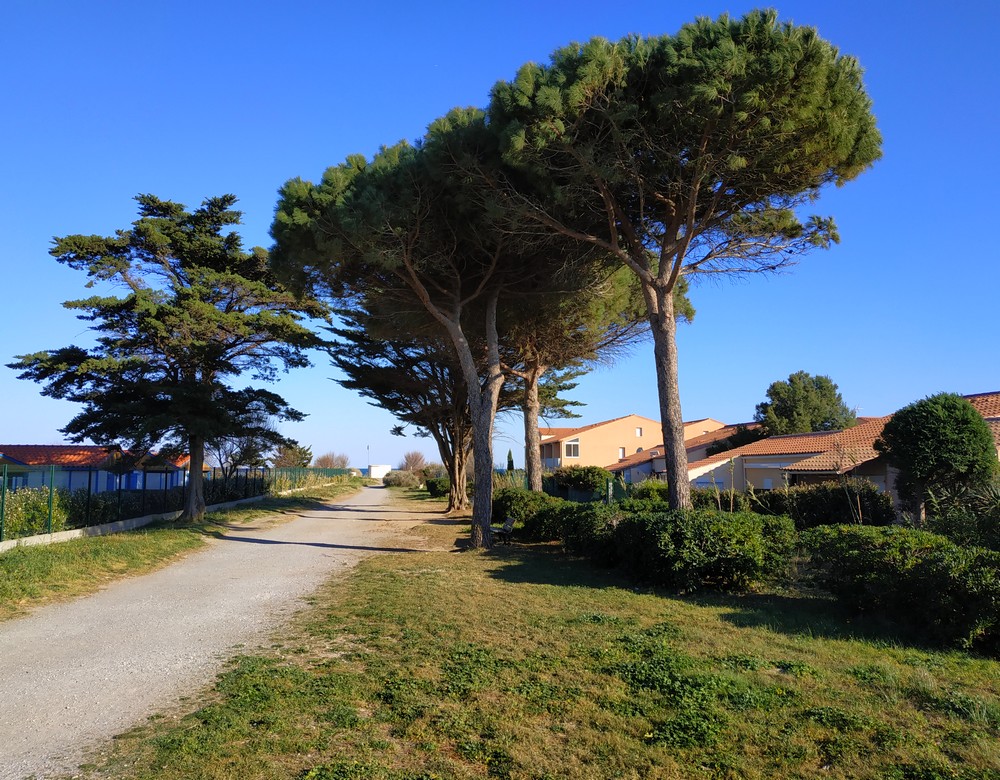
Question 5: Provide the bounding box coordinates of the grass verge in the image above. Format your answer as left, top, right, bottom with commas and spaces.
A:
0, 480, 365, 621
80, 496, 1000, 779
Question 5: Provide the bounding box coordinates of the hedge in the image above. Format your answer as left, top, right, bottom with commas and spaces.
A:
629, 479, 893, 529
425, 477, 450, 498
806, 525, 1000, 653
1, 487, 70, 538
492, 487, 562, 529
612, 509, 796, 591
749, 480, 895, 529
497, 488, 796, 591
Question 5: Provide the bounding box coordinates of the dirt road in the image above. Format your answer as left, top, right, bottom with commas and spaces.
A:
0, 485, 429, 780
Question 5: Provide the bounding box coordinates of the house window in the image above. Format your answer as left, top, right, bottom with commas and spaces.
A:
618, 447, 626, 459
635, 427, 643, 437
565, 440, 580, 458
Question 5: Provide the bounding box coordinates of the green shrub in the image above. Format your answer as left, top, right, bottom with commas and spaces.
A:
750, 479, 894, 529
548, 465, 613, 498
64, 488, 146, 527
522, 499, 575, 542
1, 487, 69, 539
615, 497, 672, 514
613, 509, 795, 591
492, 487, 561, 528
691, 488, 753, 513
805, 525, 1000, 652
629, 480, 672, 501
926, 483, 1000, 550
560, 503, 618, 561
425, 477, 450, 498
382, 470, 422, 488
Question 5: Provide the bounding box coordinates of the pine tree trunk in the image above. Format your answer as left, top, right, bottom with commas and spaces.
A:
468, 399, 498, 546
448, 448, 469, 512
645, 282, 691, 510
431, 289, 503, 547
522, 366, 545, 492
183, 435, 207, 521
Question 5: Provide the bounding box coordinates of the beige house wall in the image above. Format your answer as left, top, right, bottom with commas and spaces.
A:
689, 457, 745, 491
682, 418, 727, 440
542, 414, 663, 470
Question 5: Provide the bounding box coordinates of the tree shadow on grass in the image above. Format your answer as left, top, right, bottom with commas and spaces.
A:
695, 590, 917, 648
485, 544, 923, 649
484, 545, 638, 590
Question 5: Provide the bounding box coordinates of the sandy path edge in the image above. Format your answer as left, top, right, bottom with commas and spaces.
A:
0, 485, 434, 780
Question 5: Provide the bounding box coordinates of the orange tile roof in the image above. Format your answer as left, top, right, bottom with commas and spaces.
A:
539, 414, 659, 444
683, 423, 759, 450
782, 446, 881, 474
690, 392, 1000, 476
602, 392, 1000, 477
607, 445, 665, 471
965, 392, 1000, 418
986, 419, 1000, 448
539, 427, 580, 440
0, 445, 118, 468
687, 417, 891, 472
606, 423, 760, 471
0, 445, 188, 470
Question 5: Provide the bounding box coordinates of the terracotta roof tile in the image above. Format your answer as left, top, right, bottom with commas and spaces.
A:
539, 415, 659, 444
607, 446, 664, 471
0, 445, 188, 470
687, 417, 890, 472
782, 447, 881, 474
607, 423, 761, 471
965, 392, 1000, 418
986, 419, 1000, 448
683, 423, 759, 450
604, 392, 1000, 478
0, 445, 118, 468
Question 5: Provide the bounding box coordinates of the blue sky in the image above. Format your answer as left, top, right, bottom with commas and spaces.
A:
2, 1, 997, 469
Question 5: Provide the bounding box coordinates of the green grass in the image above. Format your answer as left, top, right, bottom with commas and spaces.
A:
78, 496, 1000, 780
0, 481, 365, 621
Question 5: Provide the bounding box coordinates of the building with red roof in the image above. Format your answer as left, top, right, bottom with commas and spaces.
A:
685, 392, 1000, 499
541, 415, 726, 471
0, 445, 190, 493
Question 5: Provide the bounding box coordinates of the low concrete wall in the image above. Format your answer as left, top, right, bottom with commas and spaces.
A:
0, 494, 267, 555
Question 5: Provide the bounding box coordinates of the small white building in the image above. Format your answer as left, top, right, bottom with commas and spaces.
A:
367, 464, 392, 481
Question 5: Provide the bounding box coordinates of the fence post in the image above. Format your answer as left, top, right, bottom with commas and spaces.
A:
47, 464, 56, 533
0, 464, 7, 542
141, 468, 147, 515
117, 473, 123, 521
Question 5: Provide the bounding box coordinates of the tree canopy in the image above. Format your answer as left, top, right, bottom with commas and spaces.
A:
755, 371, 857, 435
488, 9, 881, 508
9, 194, 325, 520
875, 393, 998, 520
314, 452, 350, 469
271, 110, 618, 544
271, 441, 314, 468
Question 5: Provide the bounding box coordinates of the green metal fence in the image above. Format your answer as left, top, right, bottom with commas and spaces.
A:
0, 467, 354, 543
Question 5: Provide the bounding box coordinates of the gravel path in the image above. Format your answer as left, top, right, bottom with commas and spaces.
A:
0, 485, 430, 780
